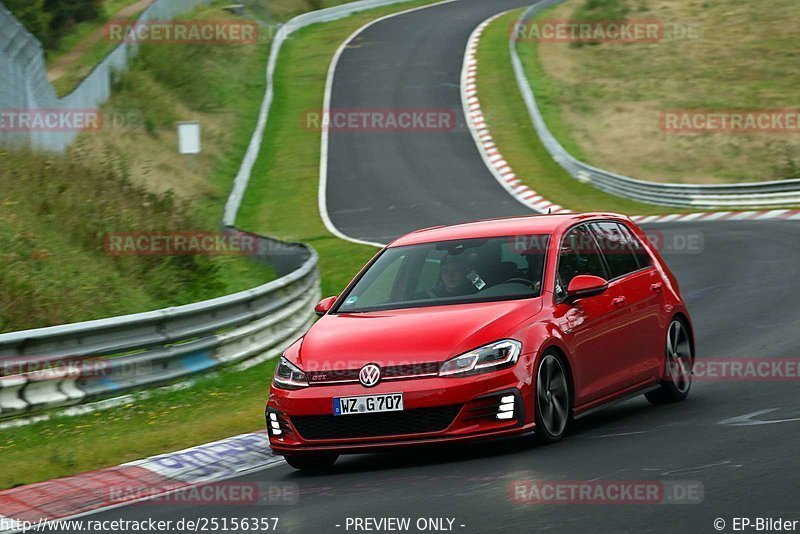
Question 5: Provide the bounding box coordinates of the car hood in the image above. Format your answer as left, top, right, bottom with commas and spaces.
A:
296, 298, 542, 371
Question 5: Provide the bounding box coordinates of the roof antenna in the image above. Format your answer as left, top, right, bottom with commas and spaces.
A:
547, 208, 552, 214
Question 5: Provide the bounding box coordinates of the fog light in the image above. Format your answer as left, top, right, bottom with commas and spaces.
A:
268, 411, 283, 437
496, 394, 516, 420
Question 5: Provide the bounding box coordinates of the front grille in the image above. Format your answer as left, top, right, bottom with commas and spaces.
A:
290, 405, 462, 440
306, 362, 441, 385
306, 369, 359, 383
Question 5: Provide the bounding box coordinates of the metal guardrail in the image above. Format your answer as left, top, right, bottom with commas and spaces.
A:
510, 2, 800, 209
0, 236, 320, 418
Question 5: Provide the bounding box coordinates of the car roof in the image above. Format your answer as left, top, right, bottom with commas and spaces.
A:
388, 212, 629, 247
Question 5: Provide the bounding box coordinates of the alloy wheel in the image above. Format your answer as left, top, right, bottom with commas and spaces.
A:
666, 320, 692, 394
536, 354, 569, 436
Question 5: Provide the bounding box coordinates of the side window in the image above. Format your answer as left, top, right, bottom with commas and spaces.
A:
590, 222, 640, 279
556, 225, 606, 299
617, 223, 652, 268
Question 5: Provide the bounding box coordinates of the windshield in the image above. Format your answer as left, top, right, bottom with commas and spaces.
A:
337, 235, 550, 313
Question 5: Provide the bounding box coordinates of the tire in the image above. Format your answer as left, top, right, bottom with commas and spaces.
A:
645, 318, 693, 405
284, 453, 338, 471
534, 351, 571, 444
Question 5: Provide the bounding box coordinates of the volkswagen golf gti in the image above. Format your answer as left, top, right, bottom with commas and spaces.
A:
266, 213, 694, 470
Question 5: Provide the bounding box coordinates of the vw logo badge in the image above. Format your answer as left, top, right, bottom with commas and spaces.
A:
359, 364, 381, 387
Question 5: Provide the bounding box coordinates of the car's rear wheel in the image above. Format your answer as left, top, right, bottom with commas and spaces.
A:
284, 453, 338, 471
645, 318, 693, 405
534, 352, 571, 443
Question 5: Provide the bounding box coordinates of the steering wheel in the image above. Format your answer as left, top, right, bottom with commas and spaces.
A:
501, 277, 537, 289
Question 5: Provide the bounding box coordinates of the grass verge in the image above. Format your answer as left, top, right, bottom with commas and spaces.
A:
0, 150, 270, 333
477, 10, 690, 215
517, 0, 800, 184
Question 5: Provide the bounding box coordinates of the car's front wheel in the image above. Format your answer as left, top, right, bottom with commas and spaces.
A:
534, 351, 571, 443
646, 318, 693, 405
284, 453, 339, 471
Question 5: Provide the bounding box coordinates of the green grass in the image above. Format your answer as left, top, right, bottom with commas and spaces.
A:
0, 2, 280, 334
0, 149, 271, 333
0, 0, 442, 490
50, 0, 362, 96
477, 10, 690, 215
514, 0, 800, 184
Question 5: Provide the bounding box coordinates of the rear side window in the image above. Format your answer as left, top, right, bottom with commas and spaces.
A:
556, 225, 607, 298
617, 223, 652, 268
590, 222, 641, 279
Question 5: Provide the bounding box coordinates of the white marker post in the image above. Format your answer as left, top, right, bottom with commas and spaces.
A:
177, 121, 202, 172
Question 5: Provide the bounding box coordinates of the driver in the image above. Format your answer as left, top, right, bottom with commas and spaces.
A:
432, 254, 478, 297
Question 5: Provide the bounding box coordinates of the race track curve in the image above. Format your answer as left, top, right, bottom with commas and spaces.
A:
63, 1, 800, 532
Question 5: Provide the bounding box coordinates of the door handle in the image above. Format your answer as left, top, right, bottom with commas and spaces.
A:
612, 296, 626, 307
650, 282, 663, 292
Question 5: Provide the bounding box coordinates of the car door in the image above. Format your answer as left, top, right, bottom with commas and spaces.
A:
590, 221, 664, 386
614, 222, 665, 381
552, 224, 634, 406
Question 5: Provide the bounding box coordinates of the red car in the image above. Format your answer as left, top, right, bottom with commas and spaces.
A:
266, 213, 694, 470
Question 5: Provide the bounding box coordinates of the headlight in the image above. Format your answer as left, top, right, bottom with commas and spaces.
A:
273, 356, 308, 389
439, 340, 522, 377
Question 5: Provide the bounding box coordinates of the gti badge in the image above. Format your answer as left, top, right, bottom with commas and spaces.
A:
359, 364, 381, 387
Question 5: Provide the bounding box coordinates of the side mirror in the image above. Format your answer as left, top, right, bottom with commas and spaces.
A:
314, 296, 338, 317
566, 275, 608, 302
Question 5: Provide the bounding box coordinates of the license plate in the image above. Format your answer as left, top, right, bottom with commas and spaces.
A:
333, 393, 404, 416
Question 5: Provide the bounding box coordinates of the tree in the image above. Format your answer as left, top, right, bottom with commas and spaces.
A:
3, 0, 104, 50
2, 0, 52, 47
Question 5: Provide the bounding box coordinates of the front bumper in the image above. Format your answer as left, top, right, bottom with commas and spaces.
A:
266, 364, 535, 456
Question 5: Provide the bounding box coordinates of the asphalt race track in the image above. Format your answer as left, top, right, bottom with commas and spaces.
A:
324, 0, 534, 244
60, 1, 800, 532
